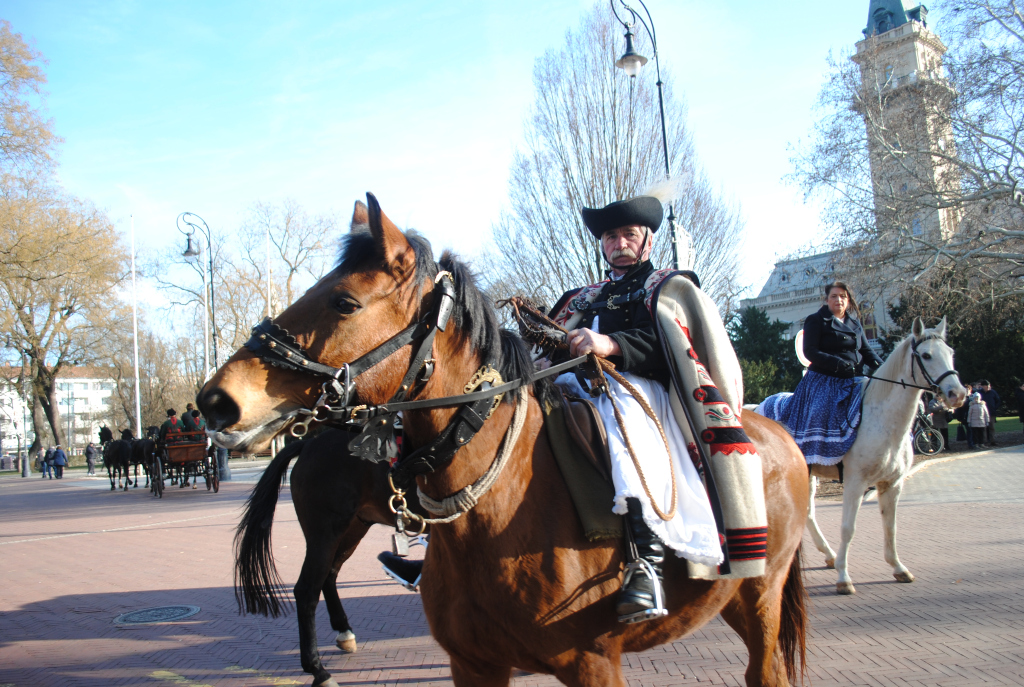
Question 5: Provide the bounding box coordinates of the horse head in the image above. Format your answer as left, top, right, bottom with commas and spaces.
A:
908, 316, 966, 408
198, 193, 507, 453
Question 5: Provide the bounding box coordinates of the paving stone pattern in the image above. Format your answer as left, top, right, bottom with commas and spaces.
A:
0, 449, 1021, 686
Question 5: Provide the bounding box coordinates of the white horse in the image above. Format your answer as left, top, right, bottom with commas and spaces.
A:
761, 317, 966, 595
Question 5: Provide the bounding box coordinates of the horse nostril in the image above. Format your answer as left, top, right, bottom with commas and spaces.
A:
198, 388, 240, 432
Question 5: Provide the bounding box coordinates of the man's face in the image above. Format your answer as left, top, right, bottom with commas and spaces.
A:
601, 225, 648, 269
982, 384, 991, 391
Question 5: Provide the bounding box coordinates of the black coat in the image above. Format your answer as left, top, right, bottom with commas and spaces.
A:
802, 305, 883, 379
551, 260, 668, 379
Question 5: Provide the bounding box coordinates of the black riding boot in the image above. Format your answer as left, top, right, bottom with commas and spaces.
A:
378, 552, 423, 592
617, 497, 667, 623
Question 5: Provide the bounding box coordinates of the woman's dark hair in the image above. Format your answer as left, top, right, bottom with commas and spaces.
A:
823, 281, 861, 318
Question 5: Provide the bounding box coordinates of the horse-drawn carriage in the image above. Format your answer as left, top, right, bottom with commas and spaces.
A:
151, 430, 219, 498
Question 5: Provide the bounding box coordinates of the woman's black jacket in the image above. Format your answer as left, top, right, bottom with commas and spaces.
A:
802, 305, 884, 379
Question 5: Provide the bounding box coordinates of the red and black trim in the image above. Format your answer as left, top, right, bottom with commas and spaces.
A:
724, 527, 768, 562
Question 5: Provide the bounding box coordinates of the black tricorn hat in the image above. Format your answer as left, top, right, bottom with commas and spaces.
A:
581, 196, 663, 239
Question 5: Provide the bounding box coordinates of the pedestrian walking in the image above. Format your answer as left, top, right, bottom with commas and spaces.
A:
967, 392, 991, 450
85, 442, 98, 475
52, 445, 68, 479
42, 446, 54, 479
1016, 384, 1024, 437
978, 380, 1001, 446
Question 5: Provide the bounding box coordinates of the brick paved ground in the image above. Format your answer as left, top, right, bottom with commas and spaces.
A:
0, 447, 1021, 686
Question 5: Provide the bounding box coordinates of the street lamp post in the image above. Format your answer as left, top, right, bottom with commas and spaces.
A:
611, 0, 693, 271
177, 213, 219, 380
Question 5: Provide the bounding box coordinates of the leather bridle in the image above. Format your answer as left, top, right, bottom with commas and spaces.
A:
868, 334, 960, 394
243, 267, 587, 489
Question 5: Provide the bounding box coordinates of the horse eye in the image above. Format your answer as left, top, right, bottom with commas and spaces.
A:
334, 298, 360, 315
922, 353, 932, 360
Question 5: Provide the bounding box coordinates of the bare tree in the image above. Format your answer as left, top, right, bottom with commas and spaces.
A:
239, 199, 336, 308
790, 1, 1024, 311
486, 4, 744, 309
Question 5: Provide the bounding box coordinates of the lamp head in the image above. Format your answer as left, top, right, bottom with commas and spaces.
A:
615, 29, 648, 77
182, 235, 202, 258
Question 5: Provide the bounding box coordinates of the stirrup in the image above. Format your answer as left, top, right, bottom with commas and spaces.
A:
379, 535, 427, 592
617, 558, 668, 624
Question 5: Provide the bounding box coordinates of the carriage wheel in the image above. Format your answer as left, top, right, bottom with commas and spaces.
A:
153, 455, 164, 498
205, 463, 212, 491
913, 428, 944, 456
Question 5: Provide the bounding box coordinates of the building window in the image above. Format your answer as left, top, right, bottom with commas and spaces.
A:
885, 65, 894, 82
862, 309, 878, 340
912, 217, 923, 235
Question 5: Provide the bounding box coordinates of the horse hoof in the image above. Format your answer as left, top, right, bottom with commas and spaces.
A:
836, 581, 856, 595
312, 678, 341, 687
825, 558, 836, 569
336, 631, 357, 653
894, 571, 915, 583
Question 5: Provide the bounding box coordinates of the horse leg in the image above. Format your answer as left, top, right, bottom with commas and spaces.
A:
294, 547, 341, 687
551, 650, 626, 687
721, 552, 805, 687
108, 464, 115, 490
449, 654, 513, 687
877, 480, 914, 583
323, 526, 370, 654
834, 474, 869, 595
805, 475, 836, 568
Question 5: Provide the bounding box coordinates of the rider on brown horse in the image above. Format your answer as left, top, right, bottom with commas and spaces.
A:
383, 194, 722, 624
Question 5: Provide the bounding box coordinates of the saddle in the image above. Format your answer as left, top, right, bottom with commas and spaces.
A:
543, 390, 622, 541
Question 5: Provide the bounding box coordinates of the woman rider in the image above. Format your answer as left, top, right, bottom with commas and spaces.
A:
760, 281, 883, 465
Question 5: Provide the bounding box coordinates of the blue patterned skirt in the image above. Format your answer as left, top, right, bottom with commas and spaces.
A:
757, 370, 866, 466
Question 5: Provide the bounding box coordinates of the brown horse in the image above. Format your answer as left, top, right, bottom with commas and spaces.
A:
201, 194, 810, 687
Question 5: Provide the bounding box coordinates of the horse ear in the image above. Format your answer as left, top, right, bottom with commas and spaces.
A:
912, 316, 925, 338
350, 200, 369, 232
365, 192, 414, 276
936, 316, 948, 339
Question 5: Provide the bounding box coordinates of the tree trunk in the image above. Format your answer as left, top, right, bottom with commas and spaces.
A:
37, 378, 66, 448
29, 395, 48, 452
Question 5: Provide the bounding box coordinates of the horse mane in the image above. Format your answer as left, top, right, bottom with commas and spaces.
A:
337, 229, 438, 284
337, 229, 540, 403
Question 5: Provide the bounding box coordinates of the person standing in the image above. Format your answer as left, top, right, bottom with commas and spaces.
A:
978, 380, 1001, 446
42, 446, 54, 479
1015, 384, 1024, 437
927, 396, 950, 450
52, 445, 68, 479
954, 383, 974, 448
967, 392, 991, 450
85, 442, 98, 475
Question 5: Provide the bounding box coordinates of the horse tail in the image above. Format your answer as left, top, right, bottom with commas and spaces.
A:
778, 546, 808, 684
234, 439, 305, 617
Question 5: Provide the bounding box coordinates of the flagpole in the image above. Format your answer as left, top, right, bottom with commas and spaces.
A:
130, 216, 142, 438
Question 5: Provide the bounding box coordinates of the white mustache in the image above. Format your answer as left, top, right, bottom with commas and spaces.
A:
609, 248, 637, 260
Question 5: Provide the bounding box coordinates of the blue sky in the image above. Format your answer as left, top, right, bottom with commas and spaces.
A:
5, 1, 887, 299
